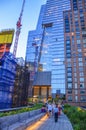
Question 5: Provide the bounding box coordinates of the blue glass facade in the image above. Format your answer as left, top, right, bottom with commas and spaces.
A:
25, 0, 71, 95
0, 52, 17, 109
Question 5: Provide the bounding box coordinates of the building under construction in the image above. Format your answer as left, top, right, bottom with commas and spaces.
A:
0, 52, 17, 109
0, 29, 14, 58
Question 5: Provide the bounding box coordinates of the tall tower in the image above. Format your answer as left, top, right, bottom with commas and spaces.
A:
25, 0, 71, 95
13, 0, 25, 57
64, 0, 86, 106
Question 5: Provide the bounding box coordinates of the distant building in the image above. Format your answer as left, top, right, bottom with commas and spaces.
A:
0, 52, 17, 109
0, 29, 14, 58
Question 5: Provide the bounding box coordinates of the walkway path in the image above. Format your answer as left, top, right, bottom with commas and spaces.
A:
26, 113, 73, 130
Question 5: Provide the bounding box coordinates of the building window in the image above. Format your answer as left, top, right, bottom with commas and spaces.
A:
67, 78, 72, 81
75, 96, 78, 102
68, 95, 72, 101
75, 17, 78, 21
74, 63, 76, 66
66, 36, 70, 40
80, 96, 86, 101
67, 63, 72, 67
79, 9, 83, 13
76, 34, 80, 39
74, 78, 77, 82
72, 39, 74, 45
79, 67, 83, 71
68, 90, 72, 94
66, 40, 71, 44
79, 62, 83, 66
75, 90, 78, 95
74, 68, 76, 72
80, 90, 85, 94
80, 78, 84, 82
82, 31, 86, 34
75, 83, 77, 88
73, 58, 76, 62
77, 40, 81, 44
66, 53, 71, 58
66, 45, 71, 49
66, 50, 71, 53
82, 34, 86, 38
67, 73, 72, 76
76, 27, 80, 32
80, 72, 84, 76
67, 83, 72, 89
67, 67, 72, 71
77, 44, 81, 48
80, 83, 84, 88
75, 21, 79, 26
78, 49, 82, 52
78, 58, 82, 61
83, 39, 86, 43
74, 73, 77, 77
74, 10, 78, 14
83, 43, 86, 47
78, 53, 82, 57
67, 59, 71, 62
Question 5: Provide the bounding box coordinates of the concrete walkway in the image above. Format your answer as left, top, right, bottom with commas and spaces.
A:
26, 113, 73, 130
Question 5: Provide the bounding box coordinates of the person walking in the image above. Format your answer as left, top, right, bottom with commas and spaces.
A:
53, 104, 58, 122
58, 103, 62, 116
52, 102, 56, 116
47, 102, 53, 117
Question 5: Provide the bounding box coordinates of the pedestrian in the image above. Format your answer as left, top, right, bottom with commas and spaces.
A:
52, 102, 56, 116
47, 102, 53, 117
53, 104, 58, 122
41, 104, 46, 113
58, 103, 62, 116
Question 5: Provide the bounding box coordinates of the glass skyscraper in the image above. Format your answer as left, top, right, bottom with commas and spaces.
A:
25, 0, 71, 95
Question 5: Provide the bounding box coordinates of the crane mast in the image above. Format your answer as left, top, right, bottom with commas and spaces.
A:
13, 0, 25, 57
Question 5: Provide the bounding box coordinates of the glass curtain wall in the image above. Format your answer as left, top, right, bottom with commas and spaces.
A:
25, 0, 71, 95
42, 0, 71, 94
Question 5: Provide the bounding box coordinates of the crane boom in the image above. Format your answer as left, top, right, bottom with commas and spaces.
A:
13, 0, 25, 57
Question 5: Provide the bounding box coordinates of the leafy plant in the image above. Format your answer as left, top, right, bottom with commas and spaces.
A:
0, 103, 43, 117
63, 104, 86, 130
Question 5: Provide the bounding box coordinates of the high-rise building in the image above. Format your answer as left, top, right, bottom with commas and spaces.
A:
64, 0, 86, 106
26, 0, 86, 105
25, 0, 71, 98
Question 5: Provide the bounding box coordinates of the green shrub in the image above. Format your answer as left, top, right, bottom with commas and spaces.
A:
0, 103, 43, 117
63, 104, 86, 130
73, 124, 80, 130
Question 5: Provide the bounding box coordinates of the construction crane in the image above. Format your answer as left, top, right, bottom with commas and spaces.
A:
13, 0, 25, 57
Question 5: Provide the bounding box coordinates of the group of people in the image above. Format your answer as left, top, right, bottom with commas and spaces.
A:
47, 102, 62, 122
41, 101, 63, 122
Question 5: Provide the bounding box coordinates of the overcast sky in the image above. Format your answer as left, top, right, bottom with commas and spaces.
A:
0, 0, 46, 59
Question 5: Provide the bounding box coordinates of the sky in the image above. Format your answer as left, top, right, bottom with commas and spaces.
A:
0, 0, 46, 59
